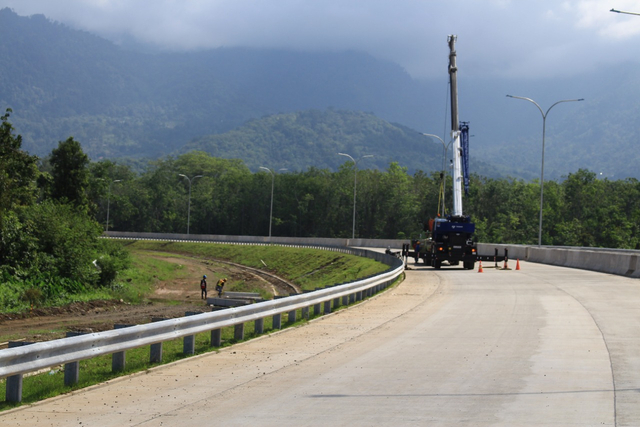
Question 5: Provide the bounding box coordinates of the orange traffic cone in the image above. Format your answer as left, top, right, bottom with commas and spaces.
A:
478, 261, 483, 273
516, 259, 520, 270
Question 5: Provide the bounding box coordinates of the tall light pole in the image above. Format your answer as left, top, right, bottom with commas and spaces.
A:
338, 153, 373, 239
259, 167, 287, 240
105, 179, 121, 232
178, 174, 203, 235
423, 133, 453, 217
506, 95, 584, 246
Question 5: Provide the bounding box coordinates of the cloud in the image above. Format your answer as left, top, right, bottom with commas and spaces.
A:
1, 0, 639, 79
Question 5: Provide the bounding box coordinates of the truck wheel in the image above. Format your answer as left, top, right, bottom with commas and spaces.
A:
434, 260, 442, 269
463, 261, 474, 270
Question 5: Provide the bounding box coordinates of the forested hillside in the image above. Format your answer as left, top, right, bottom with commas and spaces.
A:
0, 8, 432, 163
181, 110, 433, 172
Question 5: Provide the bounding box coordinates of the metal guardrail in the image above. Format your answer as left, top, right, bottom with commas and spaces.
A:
0, 243, 404, 402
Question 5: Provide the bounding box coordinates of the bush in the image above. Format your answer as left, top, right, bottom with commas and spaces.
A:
14, 200, 103, 284
95, 239, 131, 287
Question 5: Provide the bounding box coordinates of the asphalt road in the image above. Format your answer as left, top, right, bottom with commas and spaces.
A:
3, 261, 639, 426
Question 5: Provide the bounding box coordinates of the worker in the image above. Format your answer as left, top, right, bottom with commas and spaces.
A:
200, 275, 207, 299
414, 241, 421, 263
215, 278, 227, 297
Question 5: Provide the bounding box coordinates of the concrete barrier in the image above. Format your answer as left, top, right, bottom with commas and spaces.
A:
478, 243, 640, 278
207, 297, 251, 307
105, 231, 407, 249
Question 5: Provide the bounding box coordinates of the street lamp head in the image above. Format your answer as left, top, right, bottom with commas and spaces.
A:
178, 173, 186, 178
506, 94, 533, 102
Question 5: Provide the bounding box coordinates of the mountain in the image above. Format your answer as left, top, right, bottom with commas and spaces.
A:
2, 8, 640, 179
0, 9, 432, 159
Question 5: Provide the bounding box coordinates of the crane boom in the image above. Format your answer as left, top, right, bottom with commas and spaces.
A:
448, 35, 463, 217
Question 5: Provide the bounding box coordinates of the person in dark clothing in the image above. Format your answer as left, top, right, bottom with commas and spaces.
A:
200, 275, 207, 299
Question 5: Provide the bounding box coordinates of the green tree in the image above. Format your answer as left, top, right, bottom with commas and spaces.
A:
50, 137, 90, 210
0, 109, 40, 269
0, 109, 39, 216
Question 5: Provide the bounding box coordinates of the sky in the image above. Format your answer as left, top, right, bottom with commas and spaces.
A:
1, 0, 639, 80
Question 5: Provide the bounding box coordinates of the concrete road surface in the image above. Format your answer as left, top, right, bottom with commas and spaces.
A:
3, 261, 640, 426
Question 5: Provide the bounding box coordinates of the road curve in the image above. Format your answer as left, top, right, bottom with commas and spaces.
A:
3, 261, 640, 426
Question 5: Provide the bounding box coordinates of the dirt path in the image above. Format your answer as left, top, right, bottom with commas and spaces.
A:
0, 254, 295, 345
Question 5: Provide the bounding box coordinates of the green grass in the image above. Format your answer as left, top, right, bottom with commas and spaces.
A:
123, 241, 389, 292
0, 241, 389, 314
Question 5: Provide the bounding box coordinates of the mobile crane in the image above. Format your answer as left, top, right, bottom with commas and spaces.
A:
403, 35, 507, 270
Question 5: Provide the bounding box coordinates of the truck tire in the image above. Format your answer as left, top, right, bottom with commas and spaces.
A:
463, 261, 474, 270
434, 259, 442, 269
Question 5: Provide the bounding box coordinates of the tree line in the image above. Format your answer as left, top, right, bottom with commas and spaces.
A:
96, 151, 640, 250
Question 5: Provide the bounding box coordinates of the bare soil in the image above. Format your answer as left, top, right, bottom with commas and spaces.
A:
0, 255, 297, 346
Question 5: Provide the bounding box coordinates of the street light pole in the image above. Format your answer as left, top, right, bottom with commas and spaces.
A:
610, 8, 640, 16
259, 167, 287, 240
178, 174, 203, 235
423, 133, 453, 217
338, 153, 373, 239
105, 179, 122, 232
506, 95, 584, 246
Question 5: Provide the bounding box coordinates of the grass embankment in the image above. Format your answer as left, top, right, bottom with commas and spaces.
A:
122, 240, 387, 291
0, 240, 387, 313
0, 241, 394, 410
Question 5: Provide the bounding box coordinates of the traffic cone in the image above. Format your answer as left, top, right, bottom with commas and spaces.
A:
478, 261, 483, 273
516, 259, 520, 270
503, 259, 509, 270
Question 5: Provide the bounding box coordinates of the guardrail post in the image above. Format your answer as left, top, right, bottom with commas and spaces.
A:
64, 332, 84, 386
288, 309, 297, 324
210, 329, 222, 347
183, 312, 199, 355
112, 324, 133, 372
302, 306, 310, 320
324, 300, 332, 314
234, 323, 245, 341
333, 297, 340, 308
349, 293, 356, 304
356, 291, 363, 302
272, 313, 282, 329
5, 341, 33, 403
342, 295, 349, 306
150, 317, 164, 363
254, 318, 264, 334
